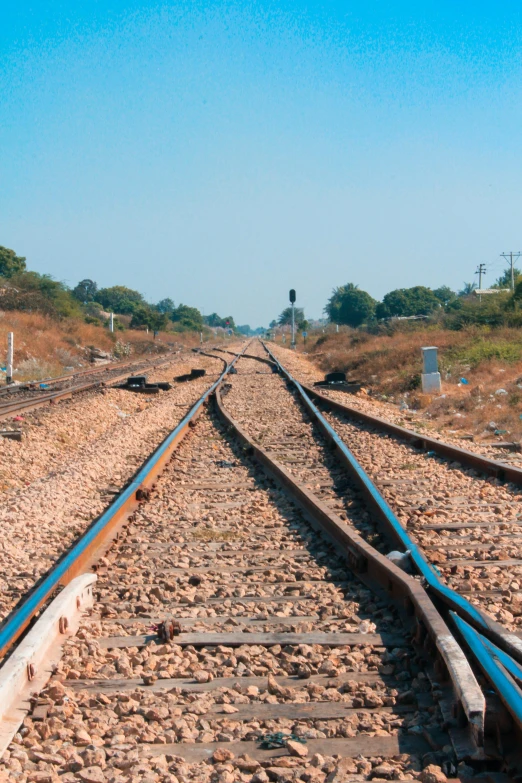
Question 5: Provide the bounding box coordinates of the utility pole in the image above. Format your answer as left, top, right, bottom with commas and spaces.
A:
500, 251, 522, 292
475, 263, 486, 301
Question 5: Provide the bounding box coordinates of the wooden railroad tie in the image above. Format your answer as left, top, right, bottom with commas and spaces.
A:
96, 631, 407, 649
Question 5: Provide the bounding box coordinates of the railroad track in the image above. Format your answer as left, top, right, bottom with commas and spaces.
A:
263, 343, 522, 636
0, 351, 182, 421
1, 342, 522, 781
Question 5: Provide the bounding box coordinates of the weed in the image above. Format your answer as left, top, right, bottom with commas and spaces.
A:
192, 527, 240, 541
447, 340, 522, 368
291, 324, 522, 440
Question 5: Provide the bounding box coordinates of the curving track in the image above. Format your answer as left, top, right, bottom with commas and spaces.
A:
2, 342, 522, 781
0, 349, 234, 633
265, 343, 522, 634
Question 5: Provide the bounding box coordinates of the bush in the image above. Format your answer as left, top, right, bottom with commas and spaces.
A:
443, 294, 512, 330
0, 272, 83, 318
446, 338, 522, 368
97, 285, 146, 315
0, 246, 26, 277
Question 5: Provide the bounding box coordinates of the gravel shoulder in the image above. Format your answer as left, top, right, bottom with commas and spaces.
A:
269, 343, 522, 466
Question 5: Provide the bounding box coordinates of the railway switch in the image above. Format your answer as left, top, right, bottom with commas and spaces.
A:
117, 375, 172, 393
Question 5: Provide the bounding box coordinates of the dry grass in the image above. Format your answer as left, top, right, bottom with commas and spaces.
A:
0, 311, 222, 382
191, 527, 241, 541
285, 325, 522, 441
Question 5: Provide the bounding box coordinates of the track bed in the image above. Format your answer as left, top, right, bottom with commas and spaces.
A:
0, 369, 452, 782
2, 343, 520, 782
265, 343, 522, 632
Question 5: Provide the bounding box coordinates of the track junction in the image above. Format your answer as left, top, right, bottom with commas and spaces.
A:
1, 340, 522, 782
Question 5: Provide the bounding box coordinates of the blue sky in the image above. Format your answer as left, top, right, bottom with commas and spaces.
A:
2, 1, 522, 326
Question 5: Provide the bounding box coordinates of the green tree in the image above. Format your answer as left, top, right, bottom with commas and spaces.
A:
130, 305, 168, 332
73, 279, 98, 303
376, 286, 440, 319
494, 268, 521, 289
205, 313, 223, 327
278, 307, 305, 325
458, 282, 477, 297
325, 283, 376, 327
171, 303, 204, 330
204, 313, 236, 328
433, 286, 456, 306
237, 324, 252, 335
156, 297, 175, 314
97, 285, 145, 314
0, 246, 27, 278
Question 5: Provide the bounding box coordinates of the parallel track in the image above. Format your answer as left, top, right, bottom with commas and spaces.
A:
0, 352, 181, 420
263, 344, 522, 633
1, 342, 522, 780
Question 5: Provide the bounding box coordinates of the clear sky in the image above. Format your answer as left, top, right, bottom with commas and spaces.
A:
2, 1, 522, 327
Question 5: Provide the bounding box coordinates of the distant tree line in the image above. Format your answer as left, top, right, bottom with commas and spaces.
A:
0, 245, 238, 335
321, 271, 522, 330
269, 269, 522, 334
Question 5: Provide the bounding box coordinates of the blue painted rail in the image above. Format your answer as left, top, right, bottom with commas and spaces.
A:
0, 344, 247, 658
263, 341, 522, 732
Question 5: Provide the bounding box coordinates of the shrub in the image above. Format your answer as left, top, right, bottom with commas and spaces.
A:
0, 246, 26, 277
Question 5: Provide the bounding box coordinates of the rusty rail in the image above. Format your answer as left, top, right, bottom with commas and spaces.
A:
0, 346, 247, 659
260, 341, 522, 746
301, 380, 522, 484
0, 353, 181, 420
213, 385, 485, 747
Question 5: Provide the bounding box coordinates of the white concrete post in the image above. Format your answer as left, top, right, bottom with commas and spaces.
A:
6, 332, 13, 384
109, 313, 114, 333
421, 346, 441, 393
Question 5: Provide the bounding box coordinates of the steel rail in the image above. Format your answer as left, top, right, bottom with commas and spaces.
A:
213, 384, 486, 747
0, 340, 230, 400
299, 377, 522, 485
0, 346, 230, 419
0, 344, 248, 659
0, 353, 167, 398
262, 344, 522, 650
212, 347, 276, 368
452, 615, 522, 740
0, 353, 183, 420
261, 342, 522, 739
